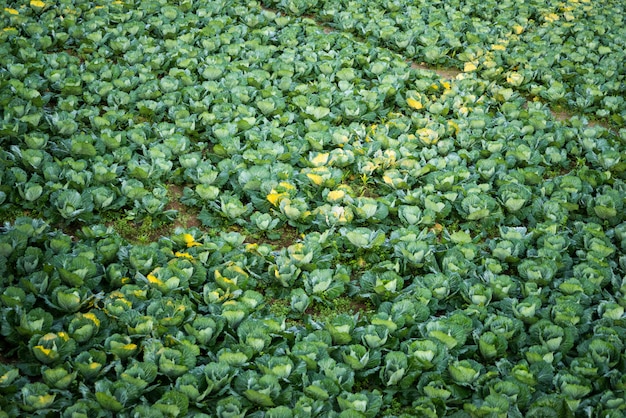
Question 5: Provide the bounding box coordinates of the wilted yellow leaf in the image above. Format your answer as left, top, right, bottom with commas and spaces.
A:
228, 265, 248, 276
544, 13, 559, 22
491, 44, 506, 51
327, 190, 345, 202
406, 97, 423, 110
183, 233, 201, 248
310, 152, 329, 167
4, 7, 19, 14
266, 191, 285, 206
147, 274, 162, 285
174, 251, 194, 260
245, 243, 259, 252
464, 62, 477, 72
83, 313, 101, 327
34, 346, 52, 356
512, 24, 524, 35
30, 0, 45, 8
306, 173, 324, 186
215, 271, 236, 286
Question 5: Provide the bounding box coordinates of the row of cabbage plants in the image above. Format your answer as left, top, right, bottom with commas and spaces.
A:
262, 0, 626, 126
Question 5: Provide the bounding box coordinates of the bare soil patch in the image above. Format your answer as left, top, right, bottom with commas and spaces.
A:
411, 62, 462, 79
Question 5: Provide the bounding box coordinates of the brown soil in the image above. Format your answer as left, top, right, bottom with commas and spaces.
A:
246, 223, 301, 249
411, 62, 462, 80
166, 184, 202, 229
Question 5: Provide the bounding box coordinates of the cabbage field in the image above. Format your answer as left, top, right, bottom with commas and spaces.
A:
1, 0, 626, 416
